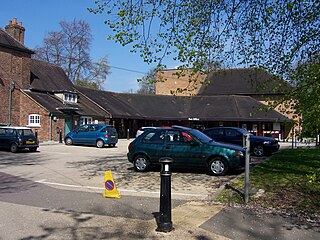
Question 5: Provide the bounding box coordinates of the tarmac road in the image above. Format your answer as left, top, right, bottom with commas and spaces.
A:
0, 139, 240, 201
0, 140, 318, 239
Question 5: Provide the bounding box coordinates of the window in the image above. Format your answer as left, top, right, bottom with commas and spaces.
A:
211, 129, 224, 136
225, 129, 241, 137
28, 114, 40, 127
0, 128, 5, 135
64, 93, 77, 103
78, 125, 89, 132
89, 125, 103, 132
142, 130, 165, 144
5, 128, 16, 136
80, 117, 92, 125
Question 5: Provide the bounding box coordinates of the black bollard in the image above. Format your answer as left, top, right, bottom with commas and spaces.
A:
156, 157, 173, 233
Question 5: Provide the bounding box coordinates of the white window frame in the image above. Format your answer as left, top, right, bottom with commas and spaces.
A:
28, 114, 41, 127
64, 93, 77, 103
80, 117, 92, 125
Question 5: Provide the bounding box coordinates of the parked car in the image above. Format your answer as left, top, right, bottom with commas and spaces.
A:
0, 126, 39, 153
202, 127, 279, 157
127, 126, 245, 176
64, 124, 118, 148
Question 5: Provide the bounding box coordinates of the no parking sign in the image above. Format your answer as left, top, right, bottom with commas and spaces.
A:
103, 170, 121, 198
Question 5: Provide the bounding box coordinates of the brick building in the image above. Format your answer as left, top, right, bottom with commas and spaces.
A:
156, 68, 295, 139
0, 19, 108, 142
0, 18, 292, 142
0, 19, 34, 126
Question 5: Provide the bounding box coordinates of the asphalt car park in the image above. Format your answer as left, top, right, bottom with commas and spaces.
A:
0, 139, 265, 200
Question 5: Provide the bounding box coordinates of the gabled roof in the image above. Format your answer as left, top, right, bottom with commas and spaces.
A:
76, 86, 289, 122
29, 59, 75, 92
198, 68, 292, 96
22, 90, 109, 117
0, 28, 34, 54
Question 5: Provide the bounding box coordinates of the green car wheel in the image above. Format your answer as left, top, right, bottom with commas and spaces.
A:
133, 155, 150, 172
209, 157, 229, 176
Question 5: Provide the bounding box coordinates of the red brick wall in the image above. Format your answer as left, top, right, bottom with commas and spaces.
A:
0, 47, 31, 125
20, 92, 65, 142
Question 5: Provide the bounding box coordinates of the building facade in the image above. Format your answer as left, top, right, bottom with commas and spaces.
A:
0, 18, 292, 142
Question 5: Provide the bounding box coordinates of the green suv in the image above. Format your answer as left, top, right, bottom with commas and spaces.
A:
127, 126, 245, 176
0, 126, 39, 153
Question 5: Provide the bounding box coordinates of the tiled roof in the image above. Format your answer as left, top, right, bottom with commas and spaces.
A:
0, 28, 34, 54
23, 90, 109, 118
198, 68, 292, 96
188, 95, 288, 122
30, 59, 75, 92
76, 86, 289, 122
75, 86, 189, 119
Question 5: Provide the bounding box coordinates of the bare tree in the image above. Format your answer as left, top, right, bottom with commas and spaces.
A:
77, 55, 110, 90
34, 19, 109, 89
136, 68, 156, 94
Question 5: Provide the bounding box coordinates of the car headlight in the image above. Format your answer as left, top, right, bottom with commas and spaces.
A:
263, 141, 271, 145
235, 150, 244, 157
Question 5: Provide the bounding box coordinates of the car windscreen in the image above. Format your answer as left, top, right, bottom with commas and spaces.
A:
189, 129, 213, 143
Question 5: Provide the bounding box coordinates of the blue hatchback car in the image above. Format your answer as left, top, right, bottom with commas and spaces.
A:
64, 124, 118, 148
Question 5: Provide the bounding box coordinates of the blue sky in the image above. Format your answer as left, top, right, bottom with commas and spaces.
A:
0, 0, 176, 92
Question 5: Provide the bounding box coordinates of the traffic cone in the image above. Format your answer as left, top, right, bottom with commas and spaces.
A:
102, 170, 121, 198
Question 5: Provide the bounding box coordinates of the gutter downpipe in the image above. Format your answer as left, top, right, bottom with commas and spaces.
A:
8, 81, 15, 126
49, 113, 53, 141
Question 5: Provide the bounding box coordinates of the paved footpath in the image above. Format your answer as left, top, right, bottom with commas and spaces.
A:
1, 176, 318, 240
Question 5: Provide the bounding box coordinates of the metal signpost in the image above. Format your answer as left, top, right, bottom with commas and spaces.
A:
243, 134, 250, 204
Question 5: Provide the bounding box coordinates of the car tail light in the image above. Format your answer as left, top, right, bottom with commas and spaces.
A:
105, 134, 109, 138
128, 142, 132, 151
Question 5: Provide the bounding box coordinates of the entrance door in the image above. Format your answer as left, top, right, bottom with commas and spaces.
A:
64, 116, 73, 136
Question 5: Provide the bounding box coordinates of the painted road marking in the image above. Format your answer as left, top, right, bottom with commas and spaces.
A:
35, 180, 205, 198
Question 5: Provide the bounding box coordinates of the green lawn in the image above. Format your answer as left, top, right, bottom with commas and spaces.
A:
215, 148, 320, 215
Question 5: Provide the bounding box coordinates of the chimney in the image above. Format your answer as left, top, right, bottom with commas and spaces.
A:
5, 18, 25, 44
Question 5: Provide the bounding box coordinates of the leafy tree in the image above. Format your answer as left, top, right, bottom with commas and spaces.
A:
89, 1, 320, 76
293, 61, 320, 137
89, 0, 320, 134
34, 19, 110, 89
136, 68, 156, 94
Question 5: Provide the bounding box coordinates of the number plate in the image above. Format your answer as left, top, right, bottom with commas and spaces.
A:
26, 140, 35, 144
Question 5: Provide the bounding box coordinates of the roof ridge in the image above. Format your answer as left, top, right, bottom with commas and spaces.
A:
31, 58, 62, 68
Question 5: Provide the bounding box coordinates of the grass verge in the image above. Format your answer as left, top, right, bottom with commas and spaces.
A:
215, 148, 320, 217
